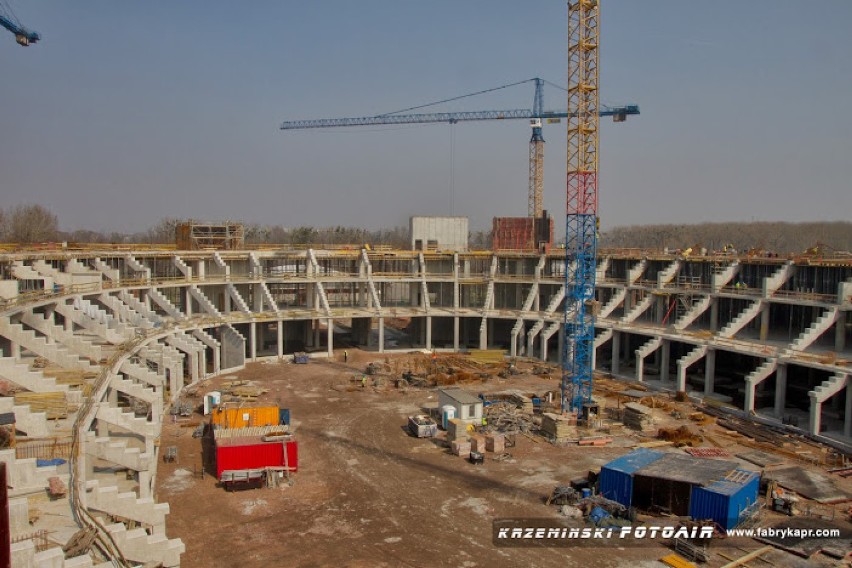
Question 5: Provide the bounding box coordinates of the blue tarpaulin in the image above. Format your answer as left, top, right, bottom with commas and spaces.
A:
36, 458, 66, 467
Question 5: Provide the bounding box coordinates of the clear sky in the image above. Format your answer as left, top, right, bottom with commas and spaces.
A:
2, 1, 851, 233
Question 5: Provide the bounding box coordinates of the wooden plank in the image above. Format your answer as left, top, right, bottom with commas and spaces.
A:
660, 553, 697, 568
720, 546, 774, 568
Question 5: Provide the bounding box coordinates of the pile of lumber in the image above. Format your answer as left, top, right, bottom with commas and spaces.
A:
484, 402, 534, 435
14, 392, 68, 419
541, 413, 575, 441
622, 402, 655, 432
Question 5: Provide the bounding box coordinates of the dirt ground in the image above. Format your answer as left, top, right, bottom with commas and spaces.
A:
155, 351, 849, 568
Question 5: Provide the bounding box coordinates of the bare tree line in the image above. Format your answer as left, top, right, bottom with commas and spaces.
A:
1, 204, 848, 253
599, 221, 852, 254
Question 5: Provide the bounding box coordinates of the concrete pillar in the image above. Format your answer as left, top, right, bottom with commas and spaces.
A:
774, 364, 787, 418
425, 316, 432, 349
844, 380, 852, 438
327, 318, 334, 356
213, 343, 221, 373
223, 290, 231, 314
249, 323, 257, 361
710, 297, 719, 332
744, 378, 756, 413
809, 396, 821, 435
10, 341, 20, 358
611, 331, 621, 375
704, 348, 716, 396
138, 470, 151, 499
656, 296, 666, 324
378, 318, 385, 353
196, 260, 205, 279
453, 317, 459, 351
558, 326, 565, 366
635, 352, 644, 383
479, 318, 487, 350
184, 288, 192, 317
277, 320, 284, 358
759, 303, 770, 342
313, 320, 320, 350
660, 340, 670, 383
189, 352, 199, 383
837, 314, 847, 352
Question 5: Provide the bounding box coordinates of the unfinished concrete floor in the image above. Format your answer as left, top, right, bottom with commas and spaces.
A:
155, 352, 847, 568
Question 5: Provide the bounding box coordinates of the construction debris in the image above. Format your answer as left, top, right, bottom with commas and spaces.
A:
622, 402, 655, 432
657, 426, 702, 447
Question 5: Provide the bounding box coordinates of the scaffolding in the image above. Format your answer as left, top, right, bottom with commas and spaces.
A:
175, 221, 245, 251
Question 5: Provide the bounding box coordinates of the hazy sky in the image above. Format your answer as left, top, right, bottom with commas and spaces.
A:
2, 1, 851, 233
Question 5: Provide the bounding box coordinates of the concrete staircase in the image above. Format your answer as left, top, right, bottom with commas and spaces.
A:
212, 251, 229, 278
98, 293, 155, 330
744, 359, 778, 411
764, 261, 795, 296
11, 261, 52, 290
226, 283, 251, 314
627, 259, 647, 284
656, 260, 682, 287
55, 299, 130, 344
0, 449, 67, 494
712, 260, 740, 291
190, 286, 223, 317
84, 432, 151, 473
634, 336, 663, 382
622, 293, 655, 323
31, 260, 70, 287
124, 255, 151, 281
19, 311, 106, 361
148, 288, 184, 319
95, 404, 158, 438
787, 307, 839, 353
85, 479, 169, 531
0, 396, 49, 437
675, 344, 708, 391
595, 257, 610, 282
172, 255, 192, 279
117, 291, 160, 323
0, 356, 72, 394
110, 376, 158, 405
103, 520, 184, 567
718, 300, 763, 339
259, 282, 279, 313
810, 373, 848, 405
92, 257, 121, 283
600, 288, 626, 319
594, 328, 613, 349
119, 360, 165, 389
0, 317, 96, 371
673, 295, 712, 330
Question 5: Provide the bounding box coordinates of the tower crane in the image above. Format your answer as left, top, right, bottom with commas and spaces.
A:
563, 0, 600, 414
280, 78, 637, 218
0, 1, 39, 46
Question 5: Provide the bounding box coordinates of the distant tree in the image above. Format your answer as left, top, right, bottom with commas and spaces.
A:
5, 204, 59, 243
146, 217, 181, 244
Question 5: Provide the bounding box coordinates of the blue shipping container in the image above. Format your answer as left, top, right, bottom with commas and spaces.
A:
598, 448, 665, 507
689, 469, 760, 530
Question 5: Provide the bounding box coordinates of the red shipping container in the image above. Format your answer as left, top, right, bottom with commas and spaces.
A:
215, 438, 298, 479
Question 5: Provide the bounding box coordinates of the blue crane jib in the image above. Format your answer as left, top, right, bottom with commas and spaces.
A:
0, 14, 40, 46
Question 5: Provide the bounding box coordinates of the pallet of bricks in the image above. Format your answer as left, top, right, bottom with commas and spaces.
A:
622, 402, 655, 432
541, 413, 575, 443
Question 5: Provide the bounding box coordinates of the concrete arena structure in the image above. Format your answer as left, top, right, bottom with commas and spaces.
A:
0, 247, 850, 566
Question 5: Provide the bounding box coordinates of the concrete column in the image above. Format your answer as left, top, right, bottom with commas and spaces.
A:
844, 380, 852, 438
213, 344, 221, 373
199, 350, 207, 378
378, 318, 385, 353
249, 322, 257, 361
189, 352, 199, 383
223, 290, 231, 314
558, 326, 565, 366
138, 471, 151, 499
611, 331, 621, 375
656, 296, 666, 324
710, 297, 719, 332
479, 318, 487, 350
327, 318, 334, 356
10, 341, 20, 358
425, 316, 432, 349
704, 348, 716, 396
774, 364, 787, 417
184, 288, 192, 317
196, 260, 205, 279
759, 303, 770, 342
453, 317, 459, 351
744, 378, 756, 413
277, 320, 284, 358
837, 314, 847, 352
660, 340, 670, 383
313, 320, 320, 350
809, 397, 821, 435
635, 351, 644, 382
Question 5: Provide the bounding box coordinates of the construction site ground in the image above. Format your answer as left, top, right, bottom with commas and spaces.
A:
156, 350, 851, 568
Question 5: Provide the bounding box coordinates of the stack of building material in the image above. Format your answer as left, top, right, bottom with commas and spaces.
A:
508, 392, 534, 413
446, 418, 472, 443
485, 433, 505, 453
470, 435, 487, 453
451, 439, 471, 458
622, 403, 655, 432
541, 413, 575, 442
14, 392, 68, 419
